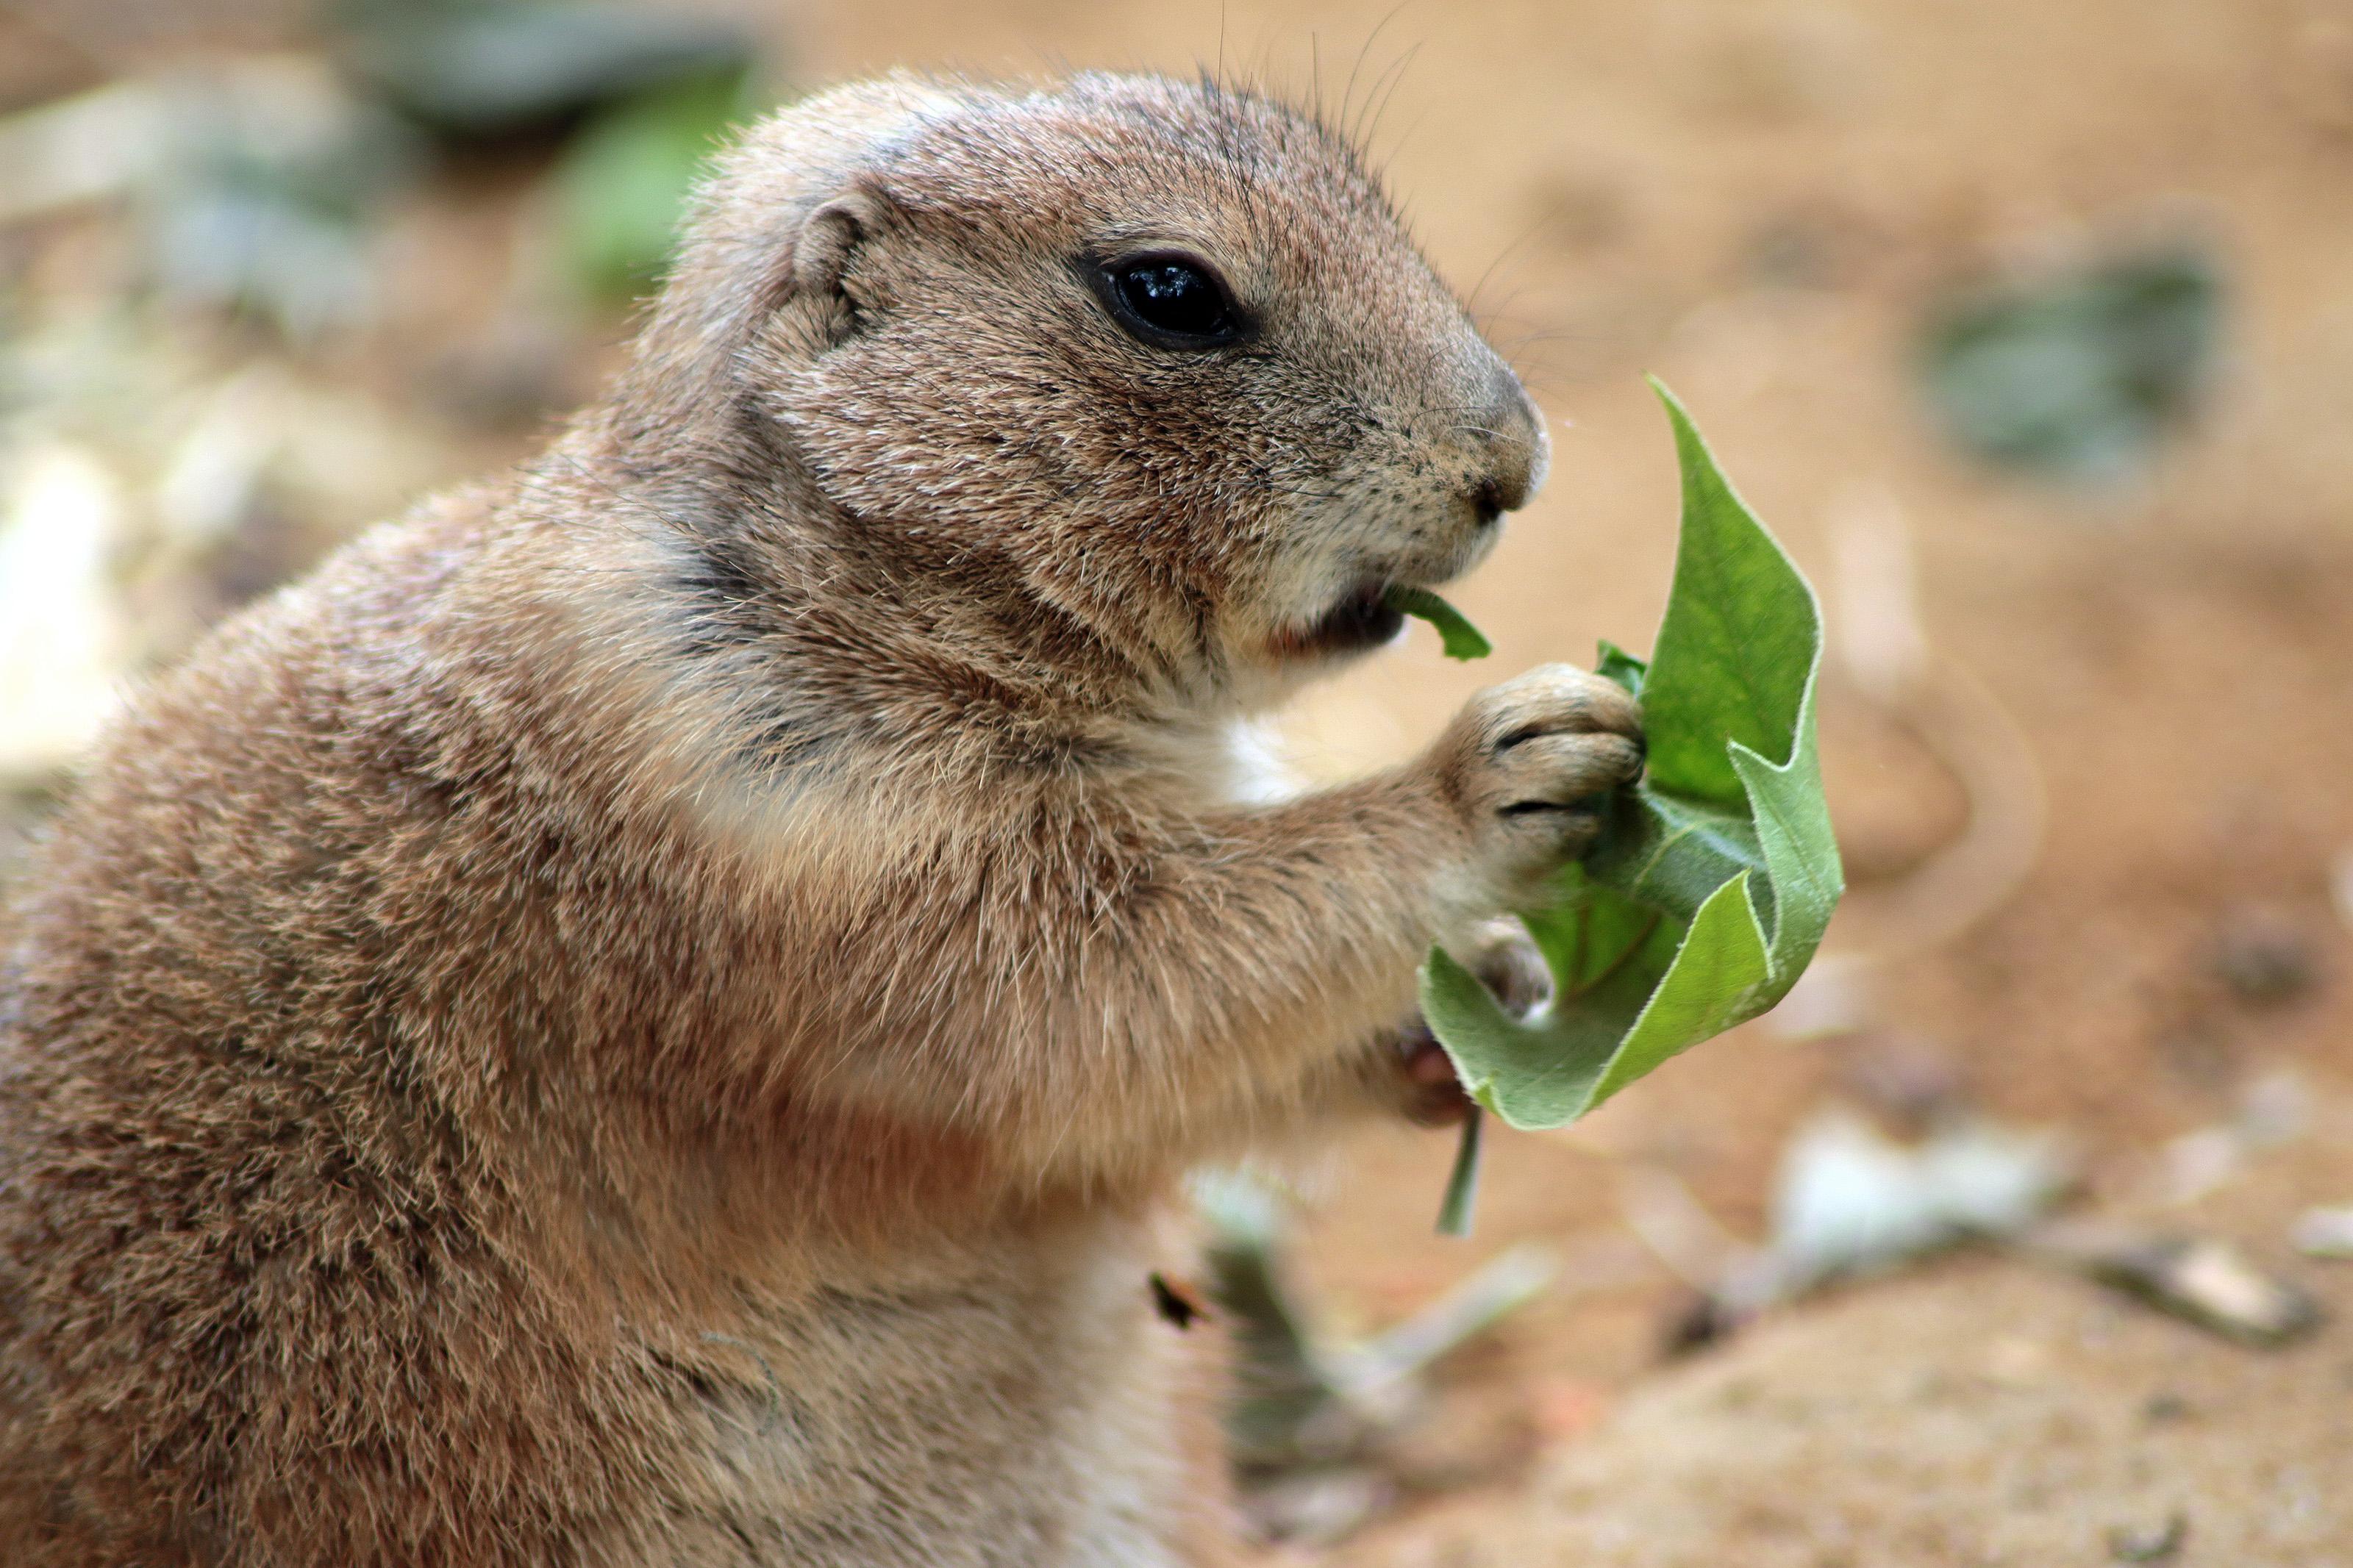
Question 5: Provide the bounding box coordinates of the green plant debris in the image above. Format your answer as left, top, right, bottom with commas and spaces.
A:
1407, 381, 1843, 1231
1918, 245, 2220, 482
1385, 584, 1494, 660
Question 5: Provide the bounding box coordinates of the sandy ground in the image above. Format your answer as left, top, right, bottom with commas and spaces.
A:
1328, 1111, 2353, 1568
9, 0, 2353, 1561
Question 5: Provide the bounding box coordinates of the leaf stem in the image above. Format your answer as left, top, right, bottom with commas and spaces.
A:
1435, 1109, 1485, 1236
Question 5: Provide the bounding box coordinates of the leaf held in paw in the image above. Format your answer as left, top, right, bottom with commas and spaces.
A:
1410, 382, 1844, 1225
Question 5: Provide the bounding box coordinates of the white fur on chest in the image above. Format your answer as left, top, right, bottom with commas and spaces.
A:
1134, 714, 1302, 815
1210, 715, 1302, 808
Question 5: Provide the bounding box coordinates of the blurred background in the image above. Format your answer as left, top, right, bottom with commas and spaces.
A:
2, 1, 2351, 1564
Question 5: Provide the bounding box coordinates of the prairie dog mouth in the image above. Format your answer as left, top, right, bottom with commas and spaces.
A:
1270, 581, 1408, 662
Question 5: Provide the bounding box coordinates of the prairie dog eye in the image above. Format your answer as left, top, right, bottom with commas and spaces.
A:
1100, 253, 1246, 348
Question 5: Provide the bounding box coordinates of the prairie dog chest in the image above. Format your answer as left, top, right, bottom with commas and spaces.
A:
651, 1216, 1196, 1568
1141, 715, 1301, 814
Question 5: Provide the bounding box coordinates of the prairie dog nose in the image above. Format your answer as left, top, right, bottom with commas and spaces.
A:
1471, 366, 1548, 522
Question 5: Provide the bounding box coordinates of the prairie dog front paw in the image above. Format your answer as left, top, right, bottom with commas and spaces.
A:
1381, 919, 1552, 1126
1427, 662, 1644, 912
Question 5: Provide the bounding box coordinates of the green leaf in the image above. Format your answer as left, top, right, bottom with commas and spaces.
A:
1632, 395, 1817, 806
1417, 380, 1843, 1141
1594, 640, 1648, 697
1384, 584, 1494, 661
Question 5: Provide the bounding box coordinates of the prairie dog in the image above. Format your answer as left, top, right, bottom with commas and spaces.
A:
0, 73, 1642, 1566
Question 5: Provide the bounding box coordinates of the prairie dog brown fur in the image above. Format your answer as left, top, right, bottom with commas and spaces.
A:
0, 73, 1641, 1566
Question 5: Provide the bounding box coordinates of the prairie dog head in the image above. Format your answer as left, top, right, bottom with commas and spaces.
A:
632, 73, 1545, 711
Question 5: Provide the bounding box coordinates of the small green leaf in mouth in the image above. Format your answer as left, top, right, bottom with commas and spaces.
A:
1382, 585, 1494, 662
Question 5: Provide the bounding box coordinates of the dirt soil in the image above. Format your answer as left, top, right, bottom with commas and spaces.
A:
10, 0, 2353, 1562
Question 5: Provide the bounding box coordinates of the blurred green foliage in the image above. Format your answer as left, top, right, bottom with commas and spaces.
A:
551, 68, 755, 299
1918, 246, 2221, 482
333, 0, 754, 138
141, 82, 422, 340
328, 0, 767, 301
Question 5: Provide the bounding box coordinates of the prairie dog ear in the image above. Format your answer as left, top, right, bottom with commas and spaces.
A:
793, 187, 887, 343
